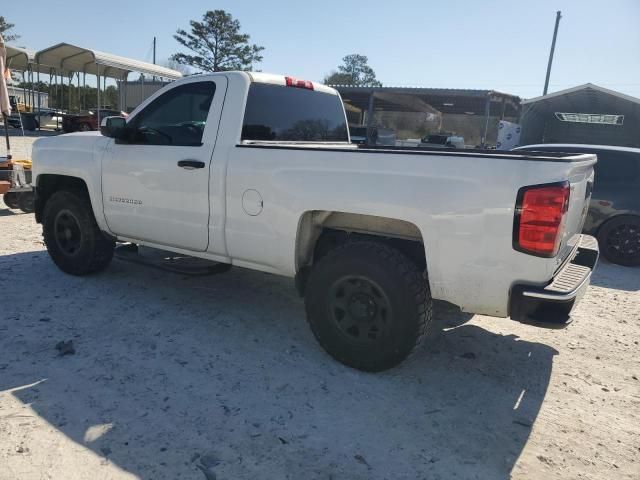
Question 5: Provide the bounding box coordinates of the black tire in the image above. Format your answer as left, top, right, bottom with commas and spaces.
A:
3, 192, 19, 209
43, 190, 115, 275
305, 240, 432, 372
597, 215, 640, 267
78, 122, 92, 132
17, 192, 35, 213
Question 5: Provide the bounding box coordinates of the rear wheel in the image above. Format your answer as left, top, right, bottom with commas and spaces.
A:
3, 192, 19, 209
597, 215, 640, 267
78, 122, 92, 132
43, 190, 115, 275
18, 192, 35, 213
305, 240, 432, 372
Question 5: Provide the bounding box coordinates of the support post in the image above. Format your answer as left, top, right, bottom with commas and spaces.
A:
122, 73, 128, 112
365, 91, 375, 146
37, 68, 41, 130
96, 68, 101, 127
60, 72, 64, 115
68, 73, 72, 113
28, 67, 34, 111
482, 94, 491, 148
22, 72, 27, 111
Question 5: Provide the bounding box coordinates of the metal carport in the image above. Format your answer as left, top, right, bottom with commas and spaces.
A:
332, 85, 521, 146
520, 84, 640, 148
34, 43, 182, 124
5, 44, 50, 112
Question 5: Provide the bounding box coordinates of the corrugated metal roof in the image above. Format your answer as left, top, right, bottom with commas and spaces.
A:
333, 85, 521, 116
330, 85, 520, 101
5, 44, 37, 72
522, 83, 640, 105
34, 43, 182, 80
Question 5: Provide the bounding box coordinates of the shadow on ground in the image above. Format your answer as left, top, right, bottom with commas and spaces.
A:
0, 207, 19, 217
589, 260, 640, 291
1, 250, 558, 480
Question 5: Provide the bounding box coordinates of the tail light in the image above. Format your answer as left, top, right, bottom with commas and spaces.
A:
513, 181, 570, 257
285, 76, 314, 90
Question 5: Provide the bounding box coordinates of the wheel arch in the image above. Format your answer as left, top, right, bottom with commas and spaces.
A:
595, 212, 640, 234
294, 210, 429, 295
35, 174, 91, 224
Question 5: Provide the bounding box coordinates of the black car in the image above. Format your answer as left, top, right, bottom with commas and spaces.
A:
516, 144, 640, 266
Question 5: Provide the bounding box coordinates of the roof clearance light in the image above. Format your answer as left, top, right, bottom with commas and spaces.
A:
555, 112, 624, 125
285, 76, 314, 90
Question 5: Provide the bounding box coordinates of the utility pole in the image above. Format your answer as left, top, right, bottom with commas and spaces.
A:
543, 10, 562, 95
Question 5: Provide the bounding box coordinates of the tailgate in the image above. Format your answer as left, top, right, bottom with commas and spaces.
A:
556, 154, 596, 264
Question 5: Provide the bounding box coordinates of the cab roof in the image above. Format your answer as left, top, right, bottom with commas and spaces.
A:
247, 72, 338, 95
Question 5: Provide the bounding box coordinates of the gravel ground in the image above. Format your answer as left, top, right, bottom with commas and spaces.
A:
0, 197, 639, 480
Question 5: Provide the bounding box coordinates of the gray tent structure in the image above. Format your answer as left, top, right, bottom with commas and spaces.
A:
520, 84, 640, 148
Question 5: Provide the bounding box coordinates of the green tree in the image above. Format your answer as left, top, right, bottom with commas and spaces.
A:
104, 85, 119, 109
0, 16, 19, 42
322, 71, 353, 86
171, 10, 264, 72
324, 54, 381, 87
163, 58, 192, 76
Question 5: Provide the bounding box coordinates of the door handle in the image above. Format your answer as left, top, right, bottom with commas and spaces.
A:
178, 160, 205, 169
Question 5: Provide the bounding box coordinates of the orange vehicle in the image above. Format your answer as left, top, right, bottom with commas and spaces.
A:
0, 157, 33, 212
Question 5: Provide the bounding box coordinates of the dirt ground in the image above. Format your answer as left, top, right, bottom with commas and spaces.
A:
0, 197, 639, 480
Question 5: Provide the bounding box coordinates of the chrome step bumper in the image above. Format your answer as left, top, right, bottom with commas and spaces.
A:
510, 235, 599, 325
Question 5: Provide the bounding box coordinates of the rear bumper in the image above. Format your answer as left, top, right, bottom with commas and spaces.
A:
510, 235, 599, 324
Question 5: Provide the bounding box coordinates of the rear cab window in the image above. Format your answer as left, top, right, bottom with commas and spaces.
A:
241, 83, 348, 142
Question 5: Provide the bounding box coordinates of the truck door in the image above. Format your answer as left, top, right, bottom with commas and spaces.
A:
101, 77, 227, 251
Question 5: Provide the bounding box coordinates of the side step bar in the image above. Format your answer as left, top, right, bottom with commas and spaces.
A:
114, 244, 232, 276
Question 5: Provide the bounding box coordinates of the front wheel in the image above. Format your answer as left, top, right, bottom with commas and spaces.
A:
305, 240, 432, 372
78, 122, 92, 132
43, 190, 115, 275
3, 192, 19, 209
18, 192, 35, 213
597, 215, 640, 267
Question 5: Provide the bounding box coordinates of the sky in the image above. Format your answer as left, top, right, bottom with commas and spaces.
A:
3, 0, 640, 99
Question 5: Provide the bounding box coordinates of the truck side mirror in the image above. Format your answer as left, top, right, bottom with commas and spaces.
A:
100, 116, 127, 139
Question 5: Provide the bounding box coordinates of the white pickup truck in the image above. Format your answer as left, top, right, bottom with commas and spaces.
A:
32, 72, 599, 371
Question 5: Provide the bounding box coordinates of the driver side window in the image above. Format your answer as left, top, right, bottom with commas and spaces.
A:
125, 81, 216, 146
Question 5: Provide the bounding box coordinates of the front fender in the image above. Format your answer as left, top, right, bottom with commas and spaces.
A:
32, 133, 111, 233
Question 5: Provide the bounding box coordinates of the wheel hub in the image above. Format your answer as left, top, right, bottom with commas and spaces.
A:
54, 210, 83, 256
348, 293, 377, 321
607, 223, 640, 258
329, 276, 391, 343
